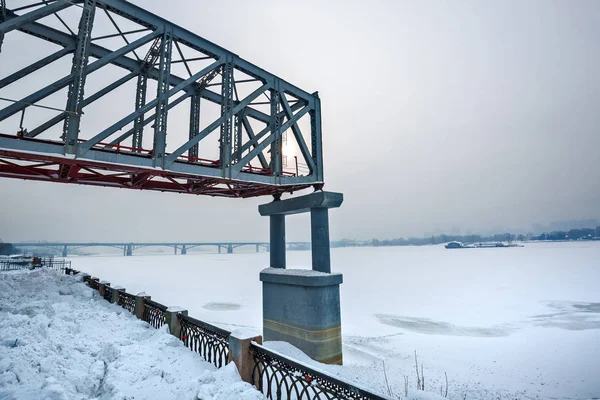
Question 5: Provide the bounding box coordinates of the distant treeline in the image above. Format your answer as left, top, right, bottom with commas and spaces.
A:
331, 226, 600, 248
370, 233, 521, 247
531, 227, 600, 241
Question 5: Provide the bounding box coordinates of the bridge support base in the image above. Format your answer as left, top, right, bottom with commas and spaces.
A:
260, 269, 343, 364
62, 245, 68, 257
258, 191, 343, 365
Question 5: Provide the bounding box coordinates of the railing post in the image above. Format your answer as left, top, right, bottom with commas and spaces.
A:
98, 281, 110, 297
90, 277, 99, 289
111, 286, 125, 304
165, 307, 187, 338
134, 292, 150, 320
228, 334, 263, 384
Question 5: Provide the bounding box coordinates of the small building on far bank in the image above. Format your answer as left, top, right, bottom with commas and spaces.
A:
0, 242, 16, 255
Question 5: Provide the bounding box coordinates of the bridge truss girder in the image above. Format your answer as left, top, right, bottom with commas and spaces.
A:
0, 0, 324, 198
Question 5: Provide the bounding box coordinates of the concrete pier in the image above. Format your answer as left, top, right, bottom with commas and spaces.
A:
258, 191, 344, 364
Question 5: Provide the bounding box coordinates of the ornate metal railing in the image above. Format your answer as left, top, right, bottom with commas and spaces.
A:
0, 257, 71, 272
0, 259, 25, 271
178, 314, 230, 368
117, 291, 136, 314
143, 298, 167, 329
251, 343, 390, 400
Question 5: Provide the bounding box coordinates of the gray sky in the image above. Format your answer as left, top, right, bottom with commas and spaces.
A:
1, 0, 599, 242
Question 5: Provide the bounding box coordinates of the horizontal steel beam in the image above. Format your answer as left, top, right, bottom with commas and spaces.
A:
0, 134, 315, 187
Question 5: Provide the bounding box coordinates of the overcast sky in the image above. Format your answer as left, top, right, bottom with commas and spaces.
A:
1, 0, 599, 242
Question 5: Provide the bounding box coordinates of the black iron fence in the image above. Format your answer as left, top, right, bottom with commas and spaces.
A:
118, 291, 136, 314
143, 298, 167, 329
251, 343, 389, 400
57, 268, 390, 400
0, 256, 71, 272
179, 314, 231, 368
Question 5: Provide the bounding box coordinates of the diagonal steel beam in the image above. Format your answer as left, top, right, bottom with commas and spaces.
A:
164, 83, 270, 166
239, 124, 270, 155
103, 7, 140, 61
233, 105, 312, 175
0, 1, 70, 35
0, 46, 73, 90
79, 60, 223, 154
43, 0, 75, 36
97, 0, 315, 103
280, 95, 315, 173
108, 91, 192, 146
241, 115, 268, 169
83, 70, 139, 106
24, 70, 139, 138
0, 29, 161, 123
6, 12, 300, 125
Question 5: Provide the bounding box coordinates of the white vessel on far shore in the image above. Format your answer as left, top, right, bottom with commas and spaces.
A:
445, 241, 524, 249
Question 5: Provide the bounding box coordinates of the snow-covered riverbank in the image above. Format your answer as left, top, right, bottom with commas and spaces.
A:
0, 269, 264, 400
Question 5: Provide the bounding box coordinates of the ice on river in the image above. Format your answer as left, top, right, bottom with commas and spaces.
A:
68, 241, 600, 399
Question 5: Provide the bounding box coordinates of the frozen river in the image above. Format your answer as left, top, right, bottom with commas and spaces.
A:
72, 241, 600, 400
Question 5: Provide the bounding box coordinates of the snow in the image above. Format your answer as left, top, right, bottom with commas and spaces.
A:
0, 269, 264, 400
67, 241, 600, 400
260, 267, 337, 277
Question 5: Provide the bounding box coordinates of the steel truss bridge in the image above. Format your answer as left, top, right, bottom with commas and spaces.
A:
15, 241, 312, 256
0, 0, 324, 198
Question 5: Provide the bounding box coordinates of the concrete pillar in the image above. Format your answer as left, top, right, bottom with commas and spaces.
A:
174, 245, 177, 255
228, 333, 263, 384
270, 214, 286, 268
311, 208, 331, 273
227, 244, 233, 254
260, 270, 343, 365
181, 245, 187, 255
62, 245, 68, 257
256, 244, 259, 253
218, 245, 222, 254
111, 286, 125, 304
98, 281, 110, 297
258, 192, 344, 365
165, 307, 187, 338
126, 244, 133, 256
134, 292, 150, 320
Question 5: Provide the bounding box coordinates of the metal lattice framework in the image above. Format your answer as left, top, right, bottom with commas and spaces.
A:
0, 0, 323, 198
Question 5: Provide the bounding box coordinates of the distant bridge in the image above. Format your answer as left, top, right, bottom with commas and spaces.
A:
14, 241, 311, 257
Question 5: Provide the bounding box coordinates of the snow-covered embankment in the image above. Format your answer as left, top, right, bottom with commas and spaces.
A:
0, 269, 264, 400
